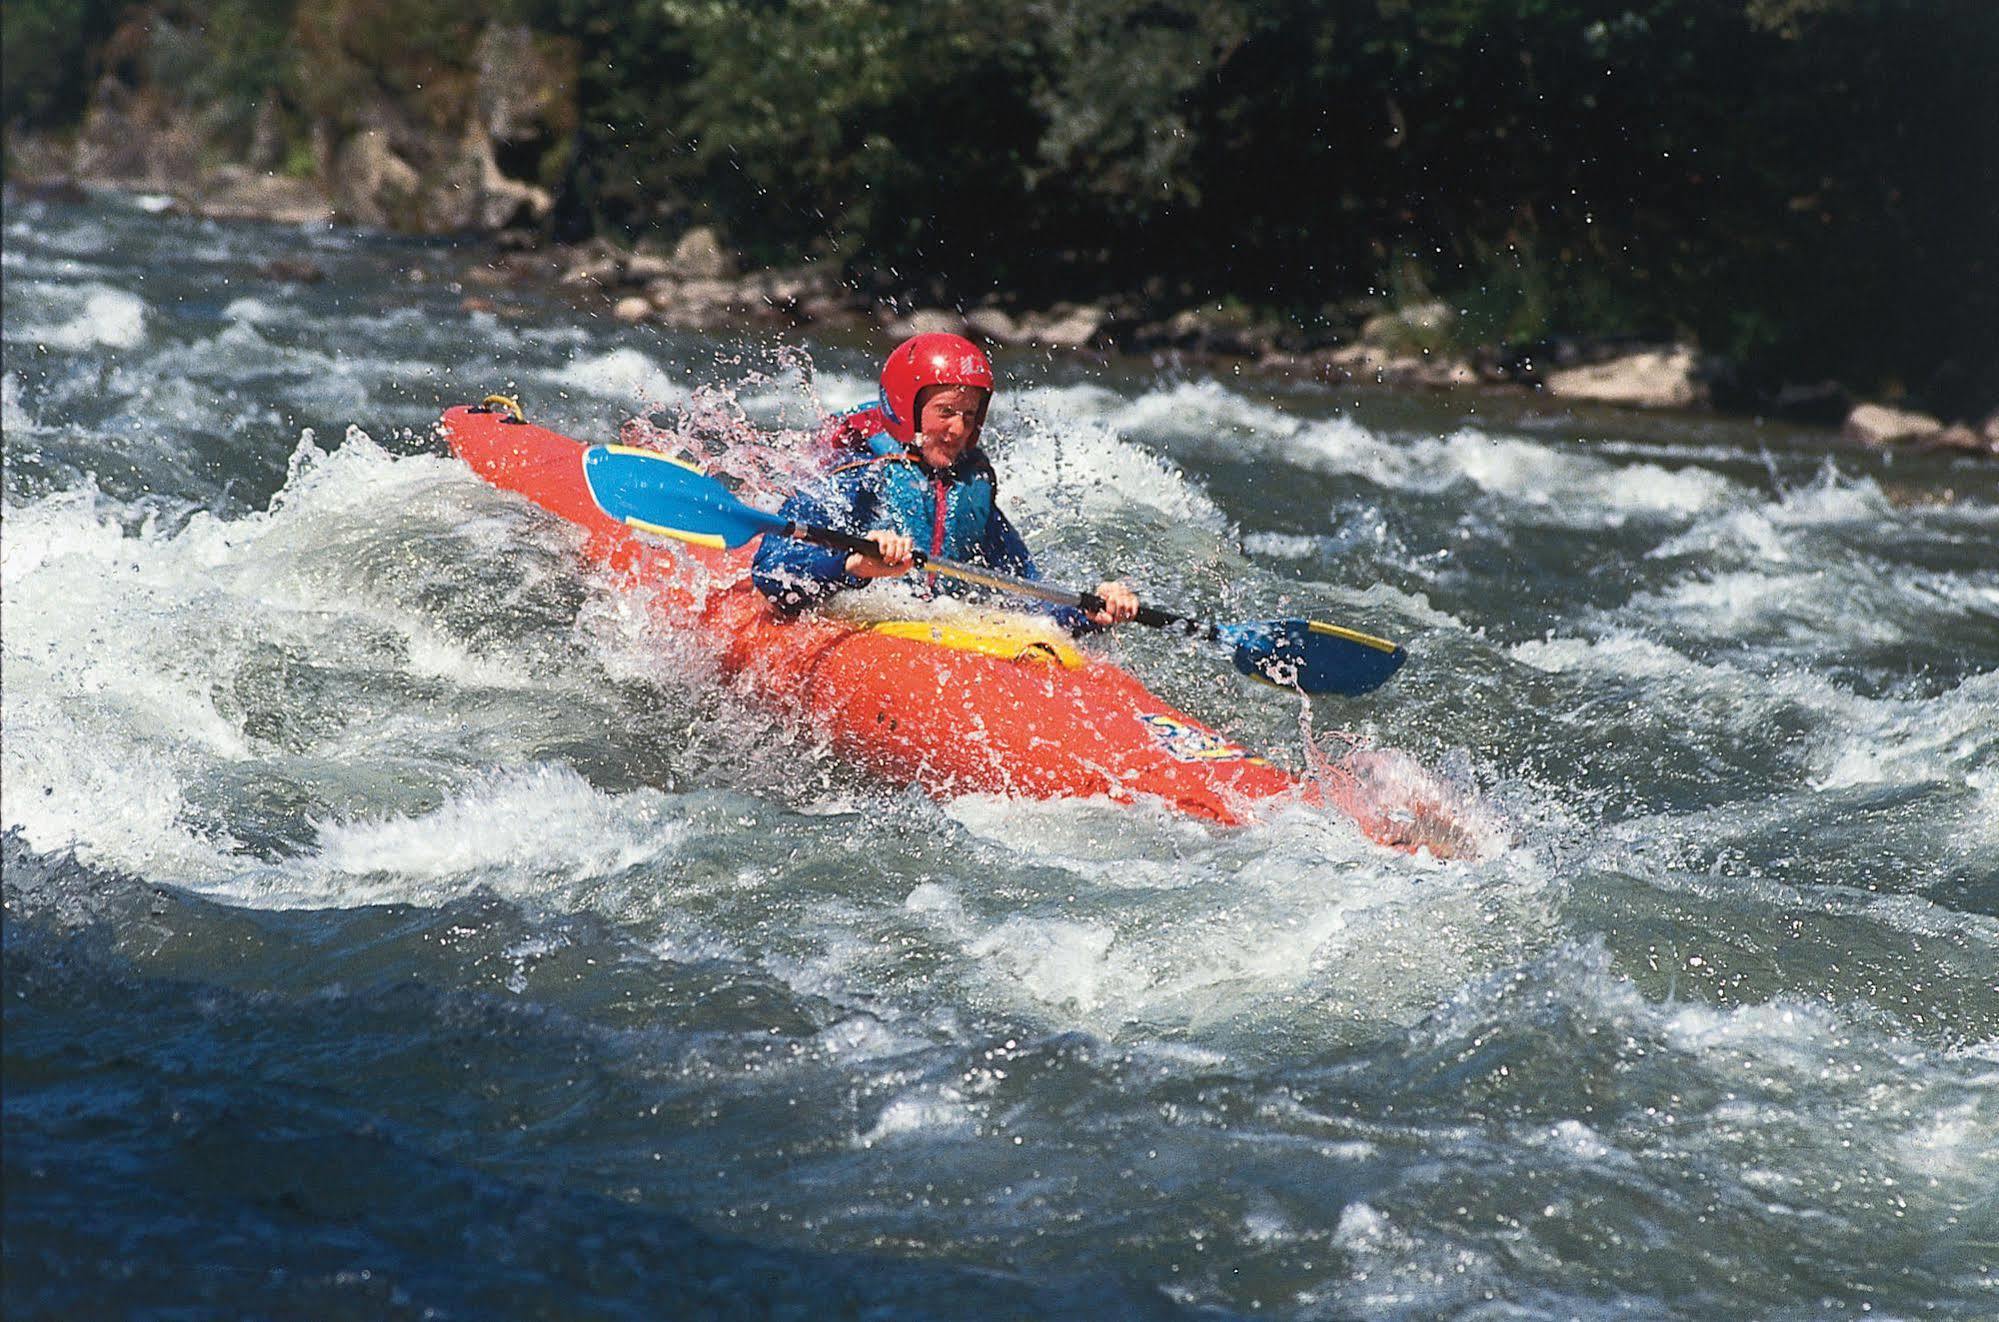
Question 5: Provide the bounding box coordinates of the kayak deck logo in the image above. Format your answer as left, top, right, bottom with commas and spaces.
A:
1139, 713, 1260, 763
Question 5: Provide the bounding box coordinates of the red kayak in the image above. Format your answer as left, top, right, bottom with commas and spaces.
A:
442, 403, 1440, 838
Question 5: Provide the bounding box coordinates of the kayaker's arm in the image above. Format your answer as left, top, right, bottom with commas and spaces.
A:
977, 510, 1112, 635
750, 482, 870, 612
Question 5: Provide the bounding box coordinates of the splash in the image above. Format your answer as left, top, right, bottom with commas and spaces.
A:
1300, 719, 1512, 861
608, 342, 833, 504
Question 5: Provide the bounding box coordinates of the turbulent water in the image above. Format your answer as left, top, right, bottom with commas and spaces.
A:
5, 195, 1996, 1320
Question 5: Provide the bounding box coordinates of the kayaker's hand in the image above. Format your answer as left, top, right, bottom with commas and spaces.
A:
846, 529, 915, 578
1087, 580, 1139, 627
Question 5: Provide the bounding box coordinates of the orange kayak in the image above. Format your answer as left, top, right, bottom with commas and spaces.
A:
442, 404, 1316, 825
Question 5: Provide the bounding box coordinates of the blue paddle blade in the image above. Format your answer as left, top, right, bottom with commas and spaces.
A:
1220, 619, 1407, 696
582, 445, 784, 549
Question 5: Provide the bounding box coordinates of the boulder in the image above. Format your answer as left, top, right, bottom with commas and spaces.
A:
1317, 343, 1473, 388
624, 253, 675, 283
1844, 402, 1944, 447
757, 266, 837, 317
198, 166, 334, 226
1927, 425, 1988, 454
1018, 304, 1105, 349
1131, 307, 1272, 358
1360, 299, 1455, 351
612, 296, 651, 324
965, 307, 1022, 343
562, 254, 622, 288
670, 226, 737, 280
460, 125, 553, 231
883, 308, 968, 339
1544, 345, 1704, 410
331, 128, 423, 229
258, 257, 327, 283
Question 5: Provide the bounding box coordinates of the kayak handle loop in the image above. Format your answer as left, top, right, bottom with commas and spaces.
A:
474, 394, 527, 424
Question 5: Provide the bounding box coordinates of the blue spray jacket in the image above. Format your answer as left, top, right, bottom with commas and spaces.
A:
750, 413, 1097, 634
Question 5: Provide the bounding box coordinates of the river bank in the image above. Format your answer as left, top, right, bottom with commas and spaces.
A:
11, 156, 1995, 466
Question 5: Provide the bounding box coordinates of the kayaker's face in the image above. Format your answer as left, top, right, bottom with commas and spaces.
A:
914, 385, 986, 469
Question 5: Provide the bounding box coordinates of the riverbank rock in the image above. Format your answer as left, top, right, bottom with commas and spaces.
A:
1360, 300, 1455, 354
1544, 345, 1704, 409
1130, 307, 1277, 358
1017, 304, 1107, 349
1316, 343, 1475, 388
669, 226, 736, 281
882, 308, 969, 339
965, 308, 1022, 343
1845, 405, 1995, 456
1845, 403, 1945, 447
197, 166, 334, 226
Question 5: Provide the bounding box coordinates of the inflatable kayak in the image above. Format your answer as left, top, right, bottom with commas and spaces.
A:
441, 403, 1380, 830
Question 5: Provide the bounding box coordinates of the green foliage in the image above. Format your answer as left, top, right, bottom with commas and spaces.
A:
2, 0, 124, 128
11, 0, 1995, 408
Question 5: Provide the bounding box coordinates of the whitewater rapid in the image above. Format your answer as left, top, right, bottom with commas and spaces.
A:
5, 192, 1995, 1319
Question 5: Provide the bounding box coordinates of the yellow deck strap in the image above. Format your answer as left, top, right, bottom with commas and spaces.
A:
864, 618, 1085, 668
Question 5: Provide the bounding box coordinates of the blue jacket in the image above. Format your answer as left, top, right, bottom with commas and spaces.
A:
751, 417, 1096, 634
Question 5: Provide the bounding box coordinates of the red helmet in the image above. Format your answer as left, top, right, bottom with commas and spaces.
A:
877, 333, 995, 445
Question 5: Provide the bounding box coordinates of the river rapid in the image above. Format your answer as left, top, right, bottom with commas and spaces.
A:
5, 195, 1996, 1319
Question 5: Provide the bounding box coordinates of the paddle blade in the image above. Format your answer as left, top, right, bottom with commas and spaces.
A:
582, 445, 782, 549
1222, 619, 1407, 695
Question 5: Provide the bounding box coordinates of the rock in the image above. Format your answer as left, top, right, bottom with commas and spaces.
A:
670, 226, 736, 280
1926, 425, 1987, 454
258, 257, 326, 283
883, 308, 968, 339
1985, 412, 1999, 449
332, 128, 423, 229
1360, 300, 1455, 351
199, 166, 335, 226
562, 255, 621, 288
624, 253, 675, 283
1131, 307, 1272, 358
1317, 343, 1473, 388
1018, 304, 1105, 349
1410, 355, 1478, 388
1544, 345, 1704, 410
965, 307, 1021, 343
612, 296, 652, 324
801, 292, 865, 327
1318, 344, 1392, 381
1844, 402, 1945, 447
755, 266, 836, 318
649, 277, 743, 327
460, 126, 553, 231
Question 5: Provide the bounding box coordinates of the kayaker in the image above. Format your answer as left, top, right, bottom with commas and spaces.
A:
751, 333, 1139, 631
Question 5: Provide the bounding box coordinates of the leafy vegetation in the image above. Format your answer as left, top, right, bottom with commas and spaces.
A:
8, 0, 1993, 411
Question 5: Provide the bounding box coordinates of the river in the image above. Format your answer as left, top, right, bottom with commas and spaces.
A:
5, 193, 1995, 1319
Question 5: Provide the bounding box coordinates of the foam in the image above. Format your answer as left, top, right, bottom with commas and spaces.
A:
1510, 630, 1695, 680
1122, 389, 1751, 526
1241, 531, 1321, 559
304, 764, 686, 896
25, 285, 148, 350
856, 1086, 978, 1147
221, 296, 282, 325
0, 430, 608, 881
555, 346, 684, 404
1001, 388, 1228, 531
